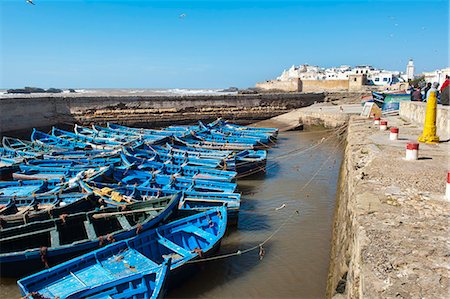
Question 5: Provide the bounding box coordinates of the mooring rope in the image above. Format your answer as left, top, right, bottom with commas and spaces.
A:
186, 131, 346, 264
234, 124, 347, 178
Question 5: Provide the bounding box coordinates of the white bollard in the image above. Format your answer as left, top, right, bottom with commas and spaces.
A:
405, 142, 419, 160
446, 172, 450, 201
389, 127, 399, 140
380, 120, 388, 131
374, 117, 381, 125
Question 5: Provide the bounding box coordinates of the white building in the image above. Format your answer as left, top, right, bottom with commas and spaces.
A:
422, 67, 450, 86
275, 64, 404, 86
406, 59, 415, 80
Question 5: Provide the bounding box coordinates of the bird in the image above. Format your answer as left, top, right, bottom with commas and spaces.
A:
26, 0, 35, 5
179, 13, 187, 19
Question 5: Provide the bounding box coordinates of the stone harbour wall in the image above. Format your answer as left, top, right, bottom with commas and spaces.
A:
301, 79, 349, 92
0, 93, 326, 135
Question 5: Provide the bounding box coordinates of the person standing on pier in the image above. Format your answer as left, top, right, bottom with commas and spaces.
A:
422, 82, 432, 101
412, 86, 423, 101
425, 82, 440, 102
440, 75, 449, 105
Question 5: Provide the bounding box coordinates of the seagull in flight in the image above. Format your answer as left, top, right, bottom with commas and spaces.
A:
26, 0, 35, 5
179, 13, 187, 19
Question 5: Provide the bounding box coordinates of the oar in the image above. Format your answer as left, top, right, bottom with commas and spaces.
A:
92, 207, 164, 219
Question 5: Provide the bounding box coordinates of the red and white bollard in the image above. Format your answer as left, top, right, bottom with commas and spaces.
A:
446, 172, 450, 201
405, 142, 419, 160
380, 120, 388, 131
389, 127, 399, 140
374, 117, 381, 125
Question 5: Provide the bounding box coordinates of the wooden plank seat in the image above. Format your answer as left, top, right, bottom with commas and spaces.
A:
172, 224, 215, 241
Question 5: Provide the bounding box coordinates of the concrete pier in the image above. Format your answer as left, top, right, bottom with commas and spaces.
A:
254, 101, 450, 298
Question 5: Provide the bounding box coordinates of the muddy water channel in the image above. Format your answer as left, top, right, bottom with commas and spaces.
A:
0, 130, 344, 298
167, 130, 344, 298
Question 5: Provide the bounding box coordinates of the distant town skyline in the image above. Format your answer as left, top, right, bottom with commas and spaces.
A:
1, 0, 448, 89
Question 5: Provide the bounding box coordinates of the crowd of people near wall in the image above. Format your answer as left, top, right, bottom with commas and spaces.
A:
409, 75, 450, 106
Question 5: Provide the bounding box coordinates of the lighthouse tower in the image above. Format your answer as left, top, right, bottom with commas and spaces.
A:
406, 59, 415, 80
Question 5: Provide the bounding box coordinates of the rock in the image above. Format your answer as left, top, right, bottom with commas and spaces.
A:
238, 88, 259, 95
24, 87, 46, 93
7, 88, 31, 94
7, 87, 47, 94
220, 87, 239, 92
46, 88, 63, 93
68, 89, 76, 93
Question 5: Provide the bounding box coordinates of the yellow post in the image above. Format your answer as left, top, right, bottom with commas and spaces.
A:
418, 91, 440, 144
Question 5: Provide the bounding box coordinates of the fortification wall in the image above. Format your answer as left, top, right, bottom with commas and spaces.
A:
255, 79, 301, 92
301, 80, 349, 92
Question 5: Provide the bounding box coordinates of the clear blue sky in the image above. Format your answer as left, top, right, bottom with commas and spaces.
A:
0, 0, 448, 88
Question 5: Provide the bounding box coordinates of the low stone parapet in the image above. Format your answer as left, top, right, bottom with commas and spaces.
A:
399, 102, 450, 139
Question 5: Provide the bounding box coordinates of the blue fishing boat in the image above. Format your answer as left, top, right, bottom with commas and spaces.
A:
0, 193, 99, 228
120, 151, 237, 182
88, 167, 237, 193
174, 136, 254, 151
125, 145, 222, 168
74, 125, 147, 148
0, 193, 181, 277
93, 124, 174, 145
2, 137, 53, 156
0, 148, 27, 172
107, 123, 180, 138
208, 118, 279, 138
44, 149, 117, 159
0, 198, 16, 216
13, 167, 78, 181
82, 181, 240, 224
18, 206, 227, 297
189, 130, 262, 147
0, 179, 64, 197
234, 149, 268, 178
197, 121, 273, 145
164, 143, 233, 159
164, 142, 266, 176
52, 127, 123, 149
24, 156, 120, 168
371, 91, 411, 115
31, 129, 92, 150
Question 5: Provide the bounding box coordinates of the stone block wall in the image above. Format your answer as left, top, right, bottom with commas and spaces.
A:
399, 102, 450, 139
255, 79, 301, 92
0, 92, 325, 135
301, 80, 349, 92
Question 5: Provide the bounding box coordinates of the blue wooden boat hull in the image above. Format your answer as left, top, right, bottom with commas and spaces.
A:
65, 259, 171, 299
174, 136, 254, 151
125, 146, 222, 168
31, 129, 92, 150
81, 182, 240, 223
234, 150, 268, 178
104, 167, 237, 193
52, 127, 122, 148
0, 179, 63, 197
0, 193, 181, 277
18, 207, 227, 297
0, 193, 99, 228
120, 152, 236, 182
